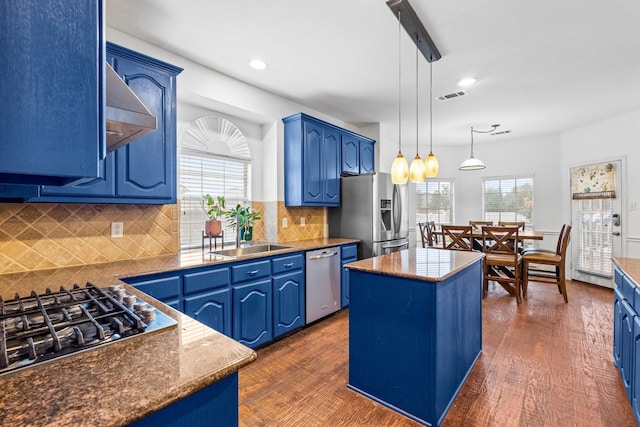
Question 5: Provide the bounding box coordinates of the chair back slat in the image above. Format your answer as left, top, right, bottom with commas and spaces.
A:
469, 220, 493, 230
418, 222, 429, 247
441, 225, 473, 251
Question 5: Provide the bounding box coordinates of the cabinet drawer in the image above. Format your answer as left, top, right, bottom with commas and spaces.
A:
184, 267, 231, 295
129, 276, 181, 301
622, 275, 636, 302
272, 254, 303, 274
232, 260, 271, 284
342, 244, 357, 260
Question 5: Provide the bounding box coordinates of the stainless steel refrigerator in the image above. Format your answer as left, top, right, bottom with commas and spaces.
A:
328, 172, 409, 259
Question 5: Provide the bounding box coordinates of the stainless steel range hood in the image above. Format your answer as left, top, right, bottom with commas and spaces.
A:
105, 63, 157, 152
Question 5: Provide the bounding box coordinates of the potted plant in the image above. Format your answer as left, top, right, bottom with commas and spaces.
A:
202, 194, 226, 237
226, 203, 261, 243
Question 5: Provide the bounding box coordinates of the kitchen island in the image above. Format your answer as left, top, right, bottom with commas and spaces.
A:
346, 247, 484, 427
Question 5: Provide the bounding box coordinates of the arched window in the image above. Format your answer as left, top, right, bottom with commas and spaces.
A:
179, 116, 251, 249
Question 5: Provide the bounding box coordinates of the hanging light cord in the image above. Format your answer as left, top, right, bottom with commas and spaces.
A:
415, 33, 419, 155
397, 11, 402, 154
470, 124, 500, 156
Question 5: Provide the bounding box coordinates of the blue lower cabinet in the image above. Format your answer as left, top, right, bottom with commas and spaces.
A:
273, 271, 305, 338
126, 275, 182, 312
233, 280, 273, 348
341, 244, 357, 308
614, 289, 624, 369
131, 372, 239, 427
185, 289, 232, 337
621, 299, 635, 400
633, 315, 640, 423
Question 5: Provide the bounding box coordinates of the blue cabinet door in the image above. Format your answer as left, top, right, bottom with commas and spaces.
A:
184, 288, 232, 337
633, 315, 640, 423
341, 134, 360, 175
323, 128, 341, 205
621, 299, 635, 400
302, 121, 324, 204
0, 0, 103, 186
233, 280, 273, 348
359, 139, 375, 174
341, 244, 358, 308
112, 52, 177, 202
273, 271, 305, 338
614, 289, 624, 369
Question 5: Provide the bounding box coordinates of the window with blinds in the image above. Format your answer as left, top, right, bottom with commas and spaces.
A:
482, 176, 534, 228
574, 197, 613, 276
179, 149, 250, 249
416, 179, 455, 226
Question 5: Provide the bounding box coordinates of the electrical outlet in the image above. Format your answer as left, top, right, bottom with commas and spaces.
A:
282, 217, 288, 228
300, 217, 305, 227
111, 222, 124, 238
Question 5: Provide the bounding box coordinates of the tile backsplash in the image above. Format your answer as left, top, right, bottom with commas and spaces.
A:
0, 203, 178, 274
0, 201, 328, 275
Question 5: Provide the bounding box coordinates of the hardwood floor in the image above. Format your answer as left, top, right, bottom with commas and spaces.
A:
238, 280, 636, 426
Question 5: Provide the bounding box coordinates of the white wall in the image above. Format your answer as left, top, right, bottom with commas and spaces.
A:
561, 109, 640, 257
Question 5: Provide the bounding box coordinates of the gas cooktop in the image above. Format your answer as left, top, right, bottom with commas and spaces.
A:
0, 282, 176, 376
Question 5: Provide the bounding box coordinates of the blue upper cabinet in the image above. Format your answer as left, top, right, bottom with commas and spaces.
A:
36, 43, 183, 204
341, 133, 375, 176
284, 113, 374, 207
0, 0, 104, 187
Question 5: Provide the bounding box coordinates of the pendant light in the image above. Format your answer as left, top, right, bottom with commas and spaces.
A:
424, 61, 439, 177
409, 33, 426, 183
459, 124, 499, 171
391, 10, 409, 184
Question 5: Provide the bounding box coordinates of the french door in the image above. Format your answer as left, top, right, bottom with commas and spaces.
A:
571, 159, 623, 288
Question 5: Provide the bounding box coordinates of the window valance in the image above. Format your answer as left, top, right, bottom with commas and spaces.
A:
570, 162, 615, 200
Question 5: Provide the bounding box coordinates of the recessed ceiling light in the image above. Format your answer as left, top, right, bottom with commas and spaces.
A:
457, 77, 477, 87
249, 59, 267, 70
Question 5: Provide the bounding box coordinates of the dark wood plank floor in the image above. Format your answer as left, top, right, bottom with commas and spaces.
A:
238, 280, 636, 426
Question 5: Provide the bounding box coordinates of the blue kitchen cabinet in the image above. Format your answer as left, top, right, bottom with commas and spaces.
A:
341, 134, 375, 176
36, 43, 182, 204
340, 244, 358, 308
273, 271, 305, 339
233, 280, 273, 348
0, 0, 103, 187
183, 267, 232, 337
126, 275, 182, 311
614, 289, 624, 370
633, 312, 640, 422
283, 113, 341, 207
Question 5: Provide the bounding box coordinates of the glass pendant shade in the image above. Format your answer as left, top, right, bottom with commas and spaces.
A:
391, 152, 409, 184
424, 152, 439, 177
410, 154, 426, 182
459, 156, 486, 170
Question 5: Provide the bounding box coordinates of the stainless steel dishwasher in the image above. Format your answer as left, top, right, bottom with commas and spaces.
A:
305, 247, 341, 323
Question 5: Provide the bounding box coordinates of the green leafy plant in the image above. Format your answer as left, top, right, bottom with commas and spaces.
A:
202, 194, 226, 220
226, 203, 261, 232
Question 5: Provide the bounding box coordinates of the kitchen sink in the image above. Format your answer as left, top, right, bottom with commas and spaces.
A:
211, 244, 292, 258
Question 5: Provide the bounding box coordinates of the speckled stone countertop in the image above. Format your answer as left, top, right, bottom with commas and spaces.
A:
0, 238, 356, 426
345, 247, 484, 282
613, 257, 640, 285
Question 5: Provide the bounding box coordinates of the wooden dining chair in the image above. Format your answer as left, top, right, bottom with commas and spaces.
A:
441, 225, 473, 251
522, 224, 566, 255
482, 226, 522, 304
498, 221, 526, 230
418, 222, 429, 247
522, 225, 572, 303
469, 220, 493, 230
428, 221, 439, 246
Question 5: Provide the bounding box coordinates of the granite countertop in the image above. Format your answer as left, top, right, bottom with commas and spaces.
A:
345, 247, 484, 282
0, 237, 356, 426
613, 257, 640, 285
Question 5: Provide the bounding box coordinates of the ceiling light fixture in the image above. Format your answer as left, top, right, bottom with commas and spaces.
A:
457, 77, 477, 87
249, 59, 267, 70
409, 33, 426, 183
459, 124, 500, 171
390, 10, 409, 184
424, 61, 439, 177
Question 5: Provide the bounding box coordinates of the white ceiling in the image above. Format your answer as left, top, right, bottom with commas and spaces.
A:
106, 0, 640, 146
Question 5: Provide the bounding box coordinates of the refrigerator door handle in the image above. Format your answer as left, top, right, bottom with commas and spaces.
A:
392, 184, 401, 234
381, 240, 409, 249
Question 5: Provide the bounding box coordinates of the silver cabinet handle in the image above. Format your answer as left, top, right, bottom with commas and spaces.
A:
308, 251, 338, 260
247, 270, 259, 275
283, 262, 294, 267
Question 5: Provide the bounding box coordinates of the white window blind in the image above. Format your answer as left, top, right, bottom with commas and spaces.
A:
179, 149, 249, 249
482, 176, 534, 228
416, 179, 454, 226
575, 198, 613, 276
